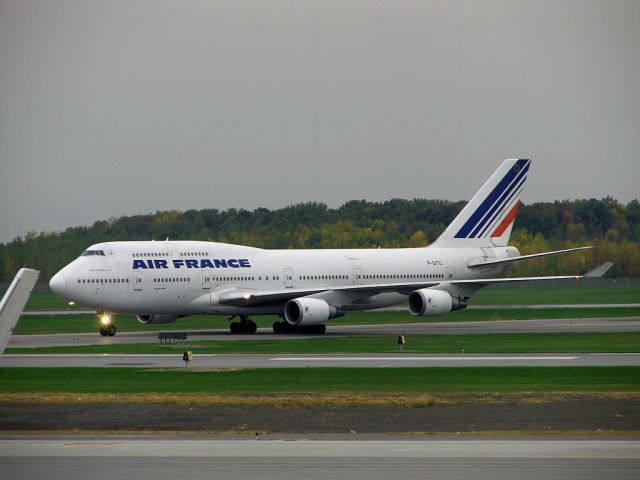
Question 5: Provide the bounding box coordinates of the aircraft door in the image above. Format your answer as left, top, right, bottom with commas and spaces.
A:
201, 269, 210, 291
284, 268, 294, 288
133, 272, 143, 291
164, 243, 178, 259
446, 265, 455, 280
353, 267, 362, 285
91, 279, 101, 297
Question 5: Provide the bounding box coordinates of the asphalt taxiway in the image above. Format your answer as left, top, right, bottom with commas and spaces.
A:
2, 352, 639, 368
1, 436, 638, 480
8, 316, 640, 349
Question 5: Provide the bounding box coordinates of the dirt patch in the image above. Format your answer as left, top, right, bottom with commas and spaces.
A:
0, 392, 450, 407
1, 393, 638, 434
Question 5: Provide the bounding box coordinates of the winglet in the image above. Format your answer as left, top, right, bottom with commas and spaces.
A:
584, 262, 614, 278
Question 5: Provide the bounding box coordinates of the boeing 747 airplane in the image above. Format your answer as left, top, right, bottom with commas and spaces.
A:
49, 159, 607, 336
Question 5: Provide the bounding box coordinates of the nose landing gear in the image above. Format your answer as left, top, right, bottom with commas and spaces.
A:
99, 324, 117, 336
98, 312, 117, 336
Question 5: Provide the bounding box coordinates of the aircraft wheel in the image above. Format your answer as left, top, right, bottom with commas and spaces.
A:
99, 326, 108, 336
107, 324, 117, 336
273, 321, 289, 333
274, 321, 294, 334
247, 320, 257, 334
230, 322, 241, 334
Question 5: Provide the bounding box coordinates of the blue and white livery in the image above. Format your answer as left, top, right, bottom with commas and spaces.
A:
49, 159, 604, 335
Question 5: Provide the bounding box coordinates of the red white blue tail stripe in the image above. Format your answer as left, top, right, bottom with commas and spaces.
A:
454, 159, 530, 239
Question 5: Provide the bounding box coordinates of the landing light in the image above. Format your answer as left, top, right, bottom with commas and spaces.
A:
68, 301, 75, 306
100, 314, 112, 326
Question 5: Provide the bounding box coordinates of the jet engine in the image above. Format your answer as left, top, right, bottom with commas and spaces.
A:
408, 289, 466, 317
284, 298, 343, 326
137, 314, 179, 324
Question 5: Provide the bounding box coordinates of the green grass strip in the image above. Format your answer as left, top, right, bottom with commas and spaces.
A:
0, 367, 638, 394
470, 285, 640, 305
7, 332, 640, 355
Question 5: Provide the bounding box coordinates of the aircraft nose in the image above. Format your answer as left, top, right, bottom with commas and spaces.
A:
49, 271, 66, 296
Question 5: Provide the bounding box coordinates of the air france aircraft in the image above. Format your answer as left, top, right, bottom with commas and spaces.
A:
49, 159, 605, 336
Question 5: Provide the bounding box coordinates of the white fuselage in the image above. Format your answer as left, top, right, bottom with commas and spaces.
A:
51, 240, 516, 317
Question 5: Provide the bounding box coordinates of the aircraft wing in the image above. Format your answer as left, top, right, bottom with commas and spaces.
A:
213, 262, 613, 308
214, 281, 441, 307
467, 246, 593, 268
442, 274, 583, 288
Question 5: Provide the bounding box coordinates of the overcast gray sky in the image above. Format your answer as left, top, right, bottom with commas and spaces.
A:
1, 0, 638, 244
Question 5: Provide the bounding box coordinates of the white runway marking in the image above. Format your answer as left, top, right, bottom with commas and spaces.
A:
272, 356, 579, 361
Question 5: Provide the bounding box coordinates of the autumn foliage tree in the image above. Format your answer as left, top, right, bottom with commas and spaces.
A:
1, 197, 638, 281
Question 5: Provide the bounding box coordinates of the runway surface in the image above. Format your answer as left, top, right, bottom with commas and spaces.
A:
8, 316, 640, 349
1, 436, 638, 480
2, 352, 639, 368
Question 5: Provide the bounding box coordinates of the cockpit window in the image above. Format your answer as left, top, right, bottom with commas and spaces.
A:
82, 250, 105, 256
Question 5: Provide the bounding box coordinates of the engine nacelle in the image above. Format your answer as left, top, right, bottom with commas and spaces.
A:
408, 289, 466, 317
284, 298, 343, 326
137, 314, 179, 325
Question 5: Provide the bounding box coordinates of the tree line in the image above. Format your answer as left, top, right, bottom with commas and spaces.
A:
1, 197, 639, 282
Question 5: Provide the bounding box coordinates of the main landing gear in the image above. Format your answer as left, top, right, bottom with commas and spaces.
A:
272, 321, 326, 334
228, 314, 257, 334
98, 312, 117, 336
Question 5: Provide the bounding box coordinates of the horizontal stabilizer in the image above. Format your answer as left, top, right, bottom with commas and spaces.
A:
467, 246, 594, 268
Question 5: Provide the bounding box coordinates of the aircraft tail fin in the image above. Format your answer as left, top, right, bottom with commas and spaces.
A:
431, 159, 531, 248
